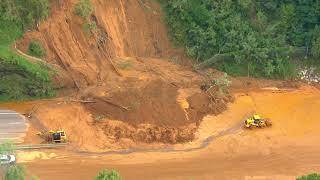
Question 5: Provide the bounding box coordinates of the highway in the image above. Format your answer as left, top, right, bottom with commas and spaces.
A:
0, 109, 28, 143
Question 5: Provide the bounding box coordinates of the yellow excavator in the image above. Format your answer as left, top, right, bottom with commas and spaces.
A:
36, 130, 67, 143
244, 114, 272, 128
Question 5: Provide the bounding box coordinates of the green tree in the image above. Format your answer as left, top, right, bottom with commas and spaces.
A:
0, 0, 49, 29
162, 0, 290, 78
95, 169, 121, 180
0, 0, 20, 21
74, 0, 93, 18
311, 26, 320, 58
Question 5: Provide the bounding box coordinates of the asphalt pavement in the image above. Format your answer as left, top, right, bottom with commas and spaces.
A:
0, 109, 28, 143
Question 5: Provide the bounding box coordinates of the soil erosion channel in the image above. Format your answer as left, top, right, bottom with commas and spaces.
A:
5, 85, 320, 180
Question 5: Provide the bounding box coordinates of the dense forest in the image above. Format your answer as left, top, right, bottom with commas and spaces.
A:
161, 0, 320, 78
0, 0, 52, 101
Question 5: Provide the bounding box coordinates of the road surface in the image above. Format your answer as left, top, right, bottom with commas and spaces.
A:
0, 109, 28, 143
22, 86, 320, 179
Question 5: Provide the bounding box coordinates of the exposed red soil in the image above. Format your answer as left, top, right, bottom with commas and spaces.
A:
86, 80, 187, 127
16, 0, 178, 89
10, 0, 233, 151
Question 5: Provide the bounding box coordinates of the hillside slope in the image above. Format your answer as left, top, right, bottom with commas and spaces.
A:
17, 0, 172, 88
13, 0, 231, 151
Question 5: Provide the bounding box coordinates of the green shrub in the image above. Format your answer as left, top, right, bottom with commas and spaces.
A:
0, 143, 15, 154
95, 169, 121, 180
5, 165, 26, 180
297, 173, 320, 180
74, 0, 93, 18
82, 20, 97, 33
28, 40, 46, 57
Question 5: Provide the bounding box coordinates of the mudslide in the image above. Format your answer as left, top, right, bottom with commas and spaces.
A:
2, 0, 320, 179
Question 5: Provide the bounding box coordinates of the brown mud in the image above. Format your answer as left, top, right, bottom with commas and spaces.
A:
6, 0, 235, 150
20, 85, 320, 180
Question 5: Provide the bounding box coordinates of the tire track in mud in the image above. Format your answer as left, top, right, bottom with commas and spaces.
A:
78, 121, 243, 155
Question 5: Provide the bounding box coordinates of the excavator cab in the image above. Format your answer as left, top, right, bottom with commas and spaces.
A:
253, 114, 261, 120
253, 114, 261, 124
52, 130, 67, 143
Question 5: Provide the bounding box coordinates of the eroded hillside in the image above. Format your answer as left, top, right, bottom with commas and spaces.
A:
17, 0, 172, 88
12, 0, 231, 151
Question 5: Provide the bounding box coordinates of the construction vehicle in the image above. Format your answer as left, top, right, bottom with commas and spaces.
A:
36, 130, 67, 143
244, 114, 272, 128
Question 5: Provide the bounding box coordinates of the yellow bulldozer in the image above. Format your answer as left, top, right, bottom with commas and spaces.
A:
244, 114, 272, 129
36, 130, 67, 143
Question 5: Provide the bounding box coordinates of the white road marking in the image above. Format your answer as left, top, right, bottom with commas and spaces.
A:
7, 122, 25, 125
0, 113, 19, 115
0, 110, 28, 143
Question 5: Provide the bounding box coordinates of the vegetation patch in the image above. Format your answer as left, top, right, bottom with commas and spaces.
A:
74, 0, 93, 18
201, 73, 231, 95
95, 169, 121, 180
0, 1, 53, 102
82, 20, 98, 34
28, 40, 46, 58
74, 0, 99, 36
4, 165, 26, 180
160, 0, 320, 79
297, 173, 320, 180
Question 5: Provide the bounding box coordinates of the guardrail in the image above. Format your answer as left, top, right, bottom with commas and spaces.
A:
16, 143, 67, 150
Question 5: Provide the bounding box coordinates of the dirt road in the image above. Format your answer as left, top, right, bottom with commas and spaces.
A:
18, 85, 320, 180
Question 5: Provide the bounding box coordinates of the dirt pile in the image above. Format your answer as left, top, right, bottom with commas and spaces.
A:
85, 80, 188, 127
187, 92, 231, 124
97, 120, 197, 144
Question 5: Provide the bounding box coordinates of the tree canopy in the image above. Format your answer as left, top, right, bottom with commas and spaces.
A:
161, 0, 320, 78
0, 0, 49, 29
